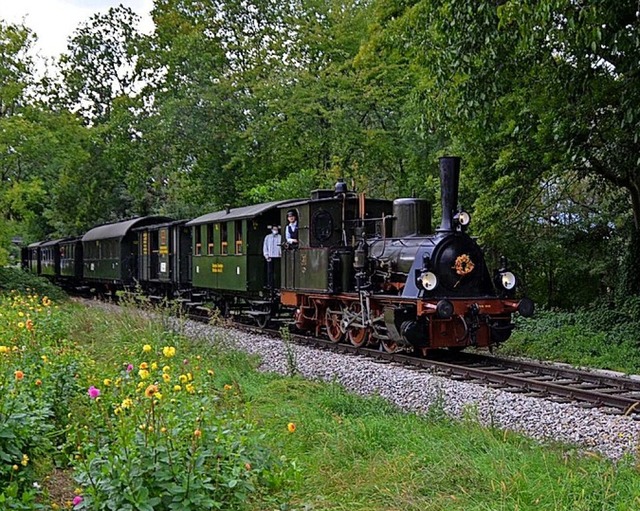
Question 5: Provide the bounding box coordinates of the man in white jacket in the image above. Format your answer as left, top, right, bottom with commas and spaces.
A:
263, 225, 282, 289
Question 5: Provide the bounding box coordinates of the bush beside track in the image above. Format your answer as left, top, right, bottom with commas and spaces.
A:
0, 267, 67, 301
500, 297, 640, 374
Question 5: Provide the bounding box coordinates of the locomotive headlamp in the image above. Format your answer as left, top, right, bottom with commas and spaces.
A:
454, 211, 471, 227
500, 271, 517, 290
420, 271, 438, 291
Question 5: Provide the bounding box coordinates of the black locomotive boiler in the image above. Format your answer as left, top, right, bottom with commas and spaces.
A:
281, 156, 533, 353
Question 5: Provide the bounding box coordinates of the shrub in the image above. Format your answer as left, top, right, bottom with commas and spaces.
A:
70, 344, 295, 510
0, 268, 67, 301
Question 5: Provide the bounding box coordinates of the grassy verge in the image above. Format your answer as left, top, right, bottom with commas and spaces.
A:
3, 294, 640, 510
68, 302, 640, 511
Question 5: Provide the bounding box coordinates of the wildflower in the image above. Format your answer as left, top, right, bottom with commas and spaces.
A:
12, 464, 18, 471
14, 370, 24, 381
21, 454, 29, 466
151, 362, 158, 370
155, 392, 163, 401
33, 482, 41, 489
41, 355, 48, 362
121, 398, 133, 409
126, 363, 134, 373
145, 384, 159, 398
103, 378, 112, 387
35, 379, 42, 386
194, 429, 202, 438
51, 504, 60, 510
162, 346, 176, 358
18, 311, 24, 317
142, 344, 152, 353
186, 384, 195, 394
162, 365, 171, 373
138, 369, 150, 380
224, 384, 233, 391
160, 427, 167, 433
179, 374, 188, 384
245, 462, 251, 471
173, 385, 182, 392
187, 372, 193, 381
88, 386, 101, 399
18, 322, 25, 328
114, 407, 123, 415
162, 373, 171, 383
207, 369, 214, 376
72, 495, 83, 506
25, 319, 34, 331
287, 422, 296, 433
139, 362, 149, 370
0, 346, 9, 354
42, 297, 51, 307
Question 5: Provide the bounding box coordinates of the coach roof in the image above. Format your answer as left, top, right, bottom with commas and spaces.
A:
185, 200, 300, 227
82, 216, 172, 242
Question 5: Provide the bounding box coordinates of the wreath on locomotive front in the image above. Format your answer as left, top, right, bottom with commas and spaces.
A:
428, 235, 493, 294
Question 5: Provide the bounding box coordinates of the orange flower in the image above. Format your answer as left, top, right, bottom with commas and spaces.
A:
35, 379, 42, 386
194, 429, 202, 438
25, 319, 34, 331
14, 370, 24, 381
144, 384, 158, 398
287, 422, 296, 433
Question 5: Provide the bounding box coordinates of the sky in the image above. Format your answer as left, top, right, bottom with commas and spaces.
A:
1, 0, 155, 61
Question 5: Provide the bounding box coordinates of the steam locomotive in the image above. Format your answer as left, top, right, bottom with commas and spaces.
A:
24, 156, 533, 354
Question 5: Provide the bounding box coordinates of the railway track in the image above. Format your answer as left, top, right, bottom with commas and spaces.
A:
194, 312, 640, 418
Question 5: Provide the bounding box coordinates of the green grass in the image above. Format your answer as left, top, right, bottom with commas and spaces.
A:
500, 300, 640, 374
67, 302, 640, 511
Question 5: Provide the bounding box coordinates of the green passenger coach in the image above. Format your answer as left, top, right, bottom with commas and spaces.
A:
186, 200, 298, 298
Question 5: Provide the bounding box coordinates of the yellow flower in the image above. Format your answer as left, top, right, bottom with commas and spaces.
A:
187, 372, 193, 382
287, 422, 296, 433
139, 362, 149, 370
114, 407, 123, 415
41, 355, 48, 363
162, 365, 171, 373
155, 392, 163, 400
151, 362, 158, 371
0, 346, 9, 354
207, 369, 214, 376
186, 384, 195, 394
12, 464, 18, 471
21, 454, 29, 466
162, 373, 171, 383
179, 374, 188, 384
121, 398, 133, 409
173, 385, 182, 392
18, 311, 24, 317
14, 370, 24, 381
17, 322, 24, 329
223, 384, 233, 391
142, 344, 152, 353
103, 379, 112, 387
162, 346, 176, 358
138, 369, 150, 380
144, 384, 159, 398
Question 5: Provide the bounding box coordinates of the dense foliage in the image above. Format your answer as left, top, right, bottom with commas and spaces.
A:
2, 1, 639, 307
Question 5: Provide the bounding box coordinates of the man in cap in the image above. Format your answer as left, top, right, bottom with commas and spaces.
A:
285, 209, 299, 248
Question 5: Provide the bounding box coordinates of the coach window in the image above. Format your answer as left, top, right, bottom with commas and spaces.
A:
194, 226, 202, 256
207, 224, 215, 255
221, 222, 228, 255
235, 220, 243, 254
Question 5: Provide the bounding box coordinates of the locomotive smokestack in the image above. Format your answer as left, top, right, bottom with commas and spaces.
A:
437, 156, 461, 233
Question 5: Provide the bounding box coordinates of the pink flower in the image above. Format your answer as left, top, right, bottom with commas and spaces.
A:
88, 386, 101, 399
126, 364, 133, 372
73, 495, 83, 506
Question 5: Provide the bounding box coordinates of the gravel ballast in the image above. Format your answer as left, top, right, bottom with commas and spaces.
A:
171, 318, 640, 462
